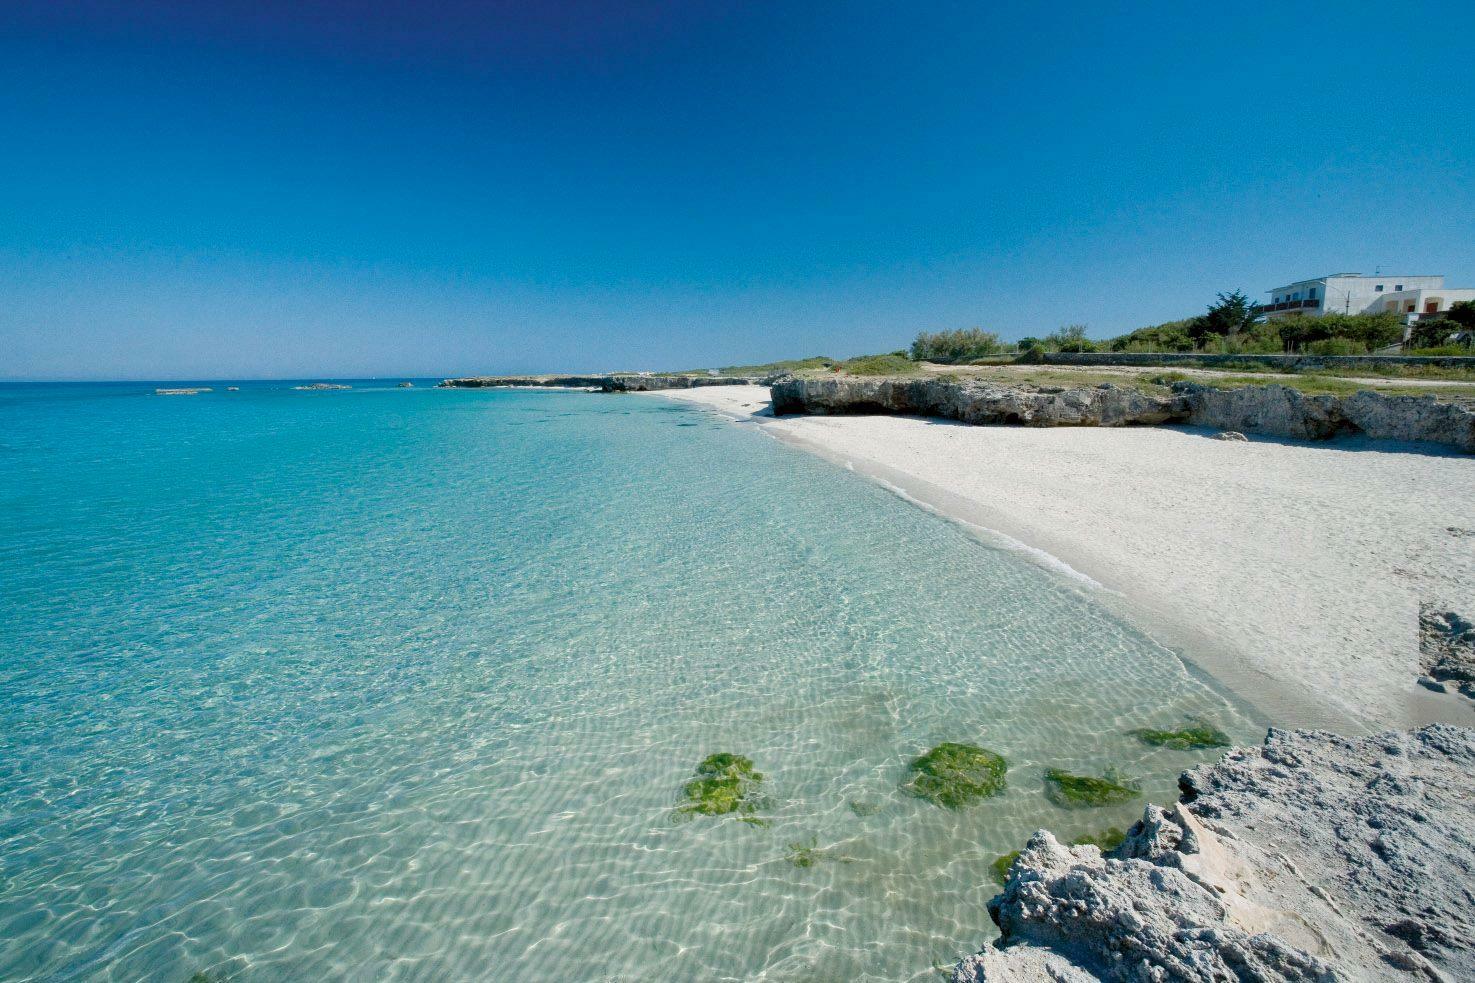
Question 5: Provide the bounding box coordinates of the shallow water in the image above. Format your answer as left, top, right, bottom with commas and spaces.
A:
0, 381, 1255, 981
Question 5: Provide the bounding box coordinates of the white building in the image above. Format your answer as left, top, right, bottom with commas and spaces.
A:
1260, 273, 1475, 325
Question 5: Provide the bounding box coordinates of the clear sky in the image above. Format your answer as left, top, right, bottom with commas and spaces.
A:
3, 0, 1472, 380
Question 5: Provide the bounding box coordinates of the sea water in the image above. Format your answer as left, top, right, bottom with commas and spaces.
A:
0, 382, 1255, 981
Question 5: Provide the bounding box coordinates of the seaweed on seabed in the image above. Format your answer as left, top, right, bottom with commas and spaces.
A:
1128, 721, 1232, 750
902, 742, 1008, 809
1070, 826, 1126, 851
677, 753, 769, 826
1043, 768, 1141, 809
990, 850, 1021, 883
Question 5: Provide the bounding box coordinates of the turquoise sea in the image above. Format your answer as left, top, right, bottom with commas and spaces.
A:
0, 381, 1255, 981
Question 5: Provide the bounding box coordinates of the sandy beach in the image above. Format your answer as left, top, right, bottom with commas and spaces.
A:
655, 384, 1475, 733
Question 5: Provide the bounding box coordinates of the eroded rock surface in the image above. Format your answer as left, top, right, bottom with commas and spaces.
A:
954, 724, 1475, 981
767, 377, 1475, 451
1419, 605, 1475, 701
770, 378, 1180, 427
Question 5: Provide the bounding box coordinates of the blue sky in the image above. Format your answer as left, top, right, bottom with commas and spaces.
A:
3, 0, 1472, 380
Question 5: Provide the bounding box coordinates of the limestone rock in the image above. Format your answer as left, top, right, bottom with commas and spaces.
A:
1418, 605, 1475, 701
1213, 430, 1248, 441
769, 378, 1183, 428
954, 725, 1475, 981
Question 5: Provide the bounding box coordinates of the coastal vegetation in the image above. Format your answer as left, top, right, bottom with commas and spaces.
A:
909, 328, 1003, 363
902, 742, 1008, 808
1130, 722, 1232, 749
1043, 768, 1141, 809
678, 753, 769, 824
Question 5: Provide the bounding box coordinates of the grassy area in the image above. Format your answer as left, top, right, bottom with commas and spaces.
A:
836, 353, 922, 375
673, 356, 838, 377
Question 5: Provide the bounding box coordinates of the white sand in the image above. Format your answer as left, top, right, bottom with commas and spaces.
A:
655, 385, 1475, 732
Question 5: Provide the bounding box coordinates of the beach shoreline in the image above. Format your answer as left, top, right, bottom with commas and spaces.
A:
650, 384, 1475, 733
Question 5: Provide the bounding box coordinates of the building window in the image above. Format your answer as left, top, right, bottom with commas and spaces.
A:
1309, 287, 1317, 299
1375, 284, 1384, 291
1273, 296, 1280, 304
1292, 292, 1300, 300
1395, 284, 1403, 291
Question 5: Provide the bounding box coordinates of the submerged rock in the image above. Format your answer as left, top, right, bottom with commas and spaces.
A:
903, 742, 1008, 808
1042, 768, 1140, 809
1213, 429, 1248, 441
1128, 721, 1232, 749
953, 724, 1475, 982
677, 753, 768, 824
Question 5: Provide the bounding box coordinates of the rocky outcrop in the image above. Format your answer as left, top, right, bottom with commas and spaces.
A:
770, 377, 1181, 427
437, 374, 760, 392
766, 376, 1475, 452
1419, 605, 1475, 701
293, 382, 351, 390
954, 724, 1475, 982
1177, 383, 1475, 451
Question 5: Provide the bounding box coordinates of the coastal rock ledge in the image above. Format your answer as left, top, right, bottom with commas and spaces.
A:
769, 377, 1475, 452
954, 724, 1475, 982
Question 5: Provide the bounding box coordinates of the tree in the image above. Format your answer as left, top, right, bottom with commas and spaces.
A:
910, 328, 1003, 363
1044, 324, 1097, 352
1446, 300, 1475, 330
1196, 290, 1259, 339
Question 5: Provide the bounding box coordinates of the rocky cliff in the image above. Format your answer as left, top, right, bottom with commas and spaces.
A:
438, 374, 760, 392
953, 724, 1475, 982
768, 377, 1181, 427
767, 377, 1475, 452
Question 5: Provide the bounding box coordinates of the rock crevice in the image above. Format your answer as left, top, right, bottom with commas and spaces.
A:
955, 725, 1475, 982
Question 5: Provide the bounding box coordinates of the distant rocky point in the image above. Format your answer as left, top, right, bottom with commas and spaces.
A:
155, 387, 212, 395
293, 382, 351, 391
438, 373, 763, 392
954, 724, 1475, 982
398, 382, 415, 388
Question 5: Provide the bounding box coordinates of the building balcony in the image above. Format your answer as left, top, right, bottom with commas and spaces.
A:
1254, 299, 1321, 314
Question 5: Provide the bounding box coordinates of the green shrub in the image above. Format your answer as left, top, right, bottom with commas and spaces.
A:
910, 328, 1004, 363
1407, 345, 1473, 357
1045, 324, 1097, 353
1305, 337, 1369, 356
841, 353, 921, 375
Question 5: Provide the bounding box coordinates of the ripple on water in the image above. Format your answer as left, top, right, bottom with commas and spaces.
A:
0, 383, 1258, 981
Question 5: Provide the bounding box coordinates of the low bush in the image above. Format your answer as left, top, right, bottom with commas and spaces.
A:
840, 353, 920, 375
910, 328, 1003, 363
1304, 337, 1369, 356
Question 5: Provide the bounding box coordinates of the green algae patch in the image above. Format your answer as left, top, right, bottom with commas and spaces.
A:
903, 742, 1008, 808
677, 753, 768, 824
1070, 826, 1126, 851
990, 850, 1021, 883
1129, 721, 1232, 750
786, 838, 820, 868
1043, 768, 1141, 809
